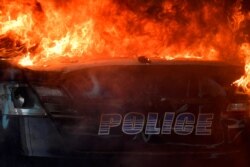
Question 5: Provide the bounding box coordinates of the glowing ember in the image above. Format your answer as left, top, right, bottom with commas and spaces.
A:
0, 0, 249, 91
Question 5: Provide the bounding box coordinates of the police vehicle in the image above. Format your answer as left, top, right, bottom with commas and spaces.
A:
0, 57, 249, 166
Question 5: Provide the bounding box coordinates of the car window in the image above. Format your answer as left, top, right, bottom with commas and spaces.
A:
198, 77, 226, 97
63, 66, 193, 100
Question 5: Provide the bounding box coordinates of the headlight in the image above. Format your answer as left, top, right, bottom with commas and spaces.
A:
0, 83, 46, 116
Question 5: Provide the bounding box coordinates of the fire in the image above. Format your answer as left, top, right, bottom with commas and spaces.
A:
0, 0, 249, 90
234, 43, 250, 93
19, 53, 33, 66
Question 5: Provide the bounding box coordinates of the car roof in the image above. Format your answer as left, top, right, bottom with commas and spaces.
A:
60, 58, 243, 73
21, 58, 244, 86
0, 57, 243, 73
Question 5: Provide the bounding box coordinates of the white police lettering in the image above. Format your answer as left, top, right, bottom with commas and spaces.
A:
161, 112, 175, 134
98, 112, 214, 136
174, 113, 195, 135
145, 113, 160, 135
98, 114, 122, 135
122, 112, 145, 135
195, 113, 214, 135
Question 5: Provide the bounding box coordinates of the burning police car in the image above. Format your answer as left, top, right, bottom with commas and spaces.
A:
0, 58, 249, 166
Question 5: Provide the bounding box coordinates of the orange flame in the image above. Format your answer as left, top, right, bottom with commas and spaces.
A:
0, 0, 249, 90
234, 43, 250, 92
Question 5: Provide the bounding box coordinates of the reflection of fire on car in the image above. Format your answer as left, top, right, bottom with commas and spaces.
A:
0, 58, 249, 166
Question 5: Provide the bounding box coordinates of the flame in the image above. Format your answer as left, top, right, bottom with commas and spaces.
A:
0, 0, 249, 90
19, 53, 33, 66
234, 43, 250, 92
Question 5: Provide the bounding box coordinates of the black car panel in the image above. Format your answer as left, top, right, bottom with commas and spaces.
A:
22, 62, 248, 156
